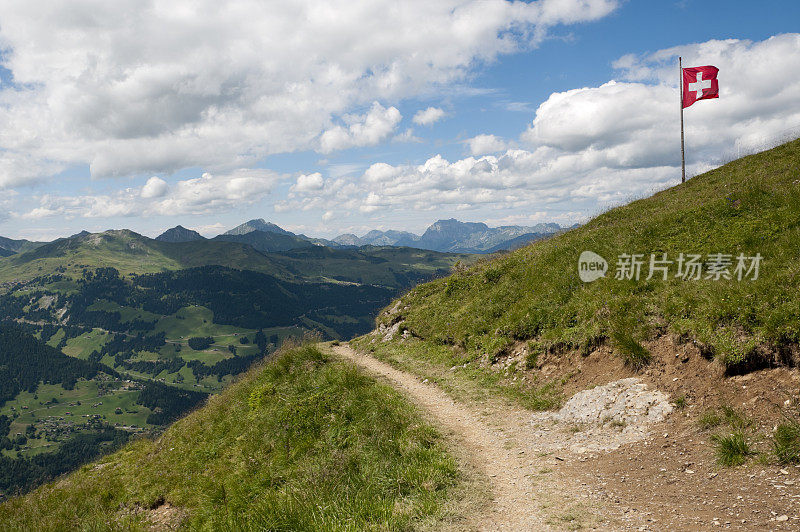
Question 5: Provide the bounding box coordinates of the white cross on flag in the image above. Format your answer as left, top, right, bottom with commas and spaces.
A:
682, 65, 719, 108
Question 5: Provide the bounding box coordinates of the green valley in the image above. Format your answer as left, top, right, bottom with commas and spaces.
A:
0, 229, 470, 498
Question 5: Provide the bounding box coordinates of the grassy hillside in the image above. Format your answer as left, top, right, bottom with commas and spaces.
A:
0, 231, 285, 282
364, 139, 800, 380
0, 231, 184, 281
0, 229, 469, 288
0, 344, 458, 530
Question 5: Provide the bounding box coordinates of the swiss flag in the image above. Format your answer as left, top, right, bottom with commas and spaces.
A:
682, 65, 719, 108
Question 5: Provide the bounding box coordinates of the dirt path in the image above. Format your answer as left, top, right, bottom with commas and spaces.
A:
332, 341, 800, 531
331, 343, 613, 531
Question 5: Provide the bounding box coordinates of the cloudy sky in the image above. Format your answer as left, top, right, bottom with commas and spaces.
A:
1, 1, 799, 241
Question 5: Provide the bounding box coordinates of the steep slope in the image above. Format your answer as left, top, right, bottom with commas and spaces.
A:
416, 219, 491, 252
155, 225, 205, 243
347, 139, 800, 532
371, 139, 800, 376
0, 344, 457, 530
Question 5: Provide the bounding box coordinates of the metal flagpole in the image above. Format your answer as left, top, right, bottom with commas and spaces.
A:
680, 56, 686, 183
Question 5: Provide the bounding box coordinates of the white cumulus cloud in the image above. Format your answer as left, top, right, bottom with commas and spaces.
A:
319, 102, 402, 153
293, 172, 325, 192
412, 107, 446, 126
278, 34, 800, 226
19, 168, 283, 220
140, 176, 169, 199
466, 134, 509, 155
0, 0, 620, 186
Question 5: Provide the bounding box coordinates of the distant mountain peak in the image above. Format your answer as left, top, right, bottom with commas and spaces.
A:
332, 229, 421, 248
156, 225, 206, 243
332, 233, 362, 246
224, 219, 292, 236
0, 234, 45, 255
427, 219, 489, 233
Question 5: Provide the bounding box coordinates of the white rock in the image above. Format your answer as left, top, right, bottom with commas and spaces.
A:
554, 377, 674, 426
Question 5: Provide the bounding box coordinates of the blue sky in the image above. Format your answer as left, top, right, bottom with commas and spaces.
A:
1, 0, 799, 241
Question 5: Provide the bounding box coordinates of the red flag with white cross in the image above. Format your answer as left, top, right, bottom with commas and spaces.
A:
682, 65, 719, 108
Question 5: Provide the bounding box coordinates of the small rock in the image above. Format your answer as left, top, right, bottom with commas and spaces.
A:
780, 469, 790, 475
776, 515, 789, 522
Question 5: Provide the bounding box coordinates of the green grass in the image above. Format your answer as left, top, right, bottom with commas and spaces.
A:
154, 305, 249, 339
351, 335, 562, 411
711, 431, 754, 467
62, 329, 112, 359
698, 409, 723, 430
672, 395, 687, 409
0, 344, 459, 530
0, 230, 184, 283
87, 299, 161, 323
370, 139, 800, 377
773, 422, 800, 464
44, 328, 64, 348
698, 405, 751, 432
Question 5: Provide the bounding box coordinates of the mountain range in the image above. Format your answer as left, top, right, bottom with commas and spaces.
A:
334, 219, 571, 253
0, 218, 571, 259
154, 217, 572, 254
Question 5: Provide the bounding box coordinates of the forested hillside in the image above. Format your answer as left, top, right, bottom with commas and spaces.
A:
0, 325, 208, 497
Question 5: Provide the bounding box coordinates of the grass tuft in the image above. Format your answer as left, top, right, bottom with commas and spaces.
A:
711, 430, 754, 467
698, 409, 723, 430
673, 395, 687, 409
773, 422, 800, 464
611, 330, 651, 370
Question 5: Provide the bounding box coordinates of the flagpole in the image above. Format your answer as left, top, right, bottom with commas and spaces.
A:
680, 56, 686, 183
